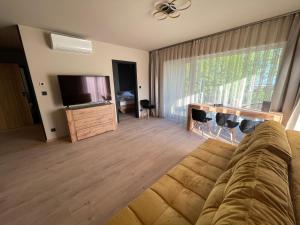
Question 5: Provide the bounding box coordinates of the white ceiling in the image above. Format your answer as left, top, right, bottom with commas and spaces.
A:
0, 0, 299, 51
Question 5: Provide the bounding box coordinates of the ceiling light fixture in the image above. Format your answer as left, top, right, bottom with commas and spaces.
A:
152, 0, 192, 20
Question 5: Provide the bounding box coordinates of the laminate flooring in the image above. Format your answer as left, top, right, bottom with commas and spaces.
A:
0, 117, 205, 225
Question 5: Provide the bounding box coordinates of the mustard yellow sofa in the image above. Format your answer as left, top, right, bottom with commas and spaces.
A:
104, 121, 300, 225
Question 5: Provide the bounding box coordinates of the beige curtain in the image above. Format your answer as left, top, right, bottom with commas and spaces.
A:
150, 13, 295, 119
271, 13, 300, 126
149, 51, 161, 116
191, 16, 292, 56
150, 42, 193, 116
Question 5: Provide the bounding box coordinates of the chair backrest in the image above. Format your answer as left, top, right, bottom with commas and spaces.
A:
216, 112, 238, 126
216, 113, 229, 126
192, 109, 207, 122
239, 119, 254, 134
140, 99, 150, 108
239, 119, 263, 134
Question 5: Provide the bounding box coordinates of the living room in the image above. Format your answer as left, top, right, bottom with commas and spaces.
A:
0, 1, 300, 225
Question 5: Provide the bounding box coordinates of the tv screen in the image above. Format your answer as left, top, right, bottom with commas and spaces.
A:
58, 75, 112, 106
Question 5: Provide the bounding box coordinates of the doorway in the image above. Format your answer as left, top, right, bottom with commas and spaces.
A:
112, 60, 139, 122
0, 26, 45, 142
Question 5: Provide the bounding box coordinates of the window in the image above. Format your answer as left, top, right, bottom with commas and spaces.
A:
163, 44, 285, 123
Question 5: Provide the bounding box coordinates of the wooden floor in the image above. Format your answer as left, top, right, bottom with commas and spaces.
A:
0, 118, 205, 225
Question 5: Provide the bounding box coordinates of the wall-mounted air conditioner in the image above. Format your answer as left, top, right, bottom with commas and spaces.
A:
50, 33, 93, 54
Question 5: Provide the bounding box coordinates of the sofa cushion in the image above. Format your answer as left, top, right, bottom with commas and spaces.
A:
104, 139, 236, 225
226, 134, 252, 169
192, 168, 234, 225
196, 148, 295, 225
151, 174, 206, 224
287, 130, 300, 225
247, 121, 292, 163
105, 207, 142, 225
227, 121, 292, 170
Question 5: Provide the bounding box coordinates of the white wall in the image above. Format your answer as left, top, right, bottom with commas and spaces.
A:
19, 25, 149, 140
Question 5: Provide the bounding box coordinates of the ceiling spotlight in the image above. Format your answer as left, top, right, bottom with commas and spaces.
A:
152, 0, 192, 20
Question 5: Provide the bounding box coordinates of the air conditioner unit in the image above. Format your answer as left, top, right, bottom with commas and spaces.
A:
50, 33, 93, 54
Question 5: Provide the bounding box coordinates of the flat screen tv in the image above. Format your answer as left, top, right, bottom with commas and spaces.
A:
58, 75, 112, 106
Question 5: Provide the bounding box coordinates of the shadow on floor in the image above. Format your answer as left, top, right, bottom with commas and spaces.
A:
191, 123, 243, 145
0, 125, 45, 155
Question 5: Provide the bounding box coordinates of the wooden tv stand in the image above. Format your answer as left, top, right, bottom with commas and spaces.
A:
65, 103, 116, 142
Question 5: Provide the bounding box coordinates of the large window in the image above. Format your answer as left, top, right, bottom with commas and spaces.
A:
163, 44, 285, 123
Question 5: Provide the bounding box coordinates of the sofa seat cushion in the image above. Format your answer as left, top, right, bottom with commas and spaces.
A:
104, 139, 236, 225
287, 130, 300, 225
196, 148, 295, 225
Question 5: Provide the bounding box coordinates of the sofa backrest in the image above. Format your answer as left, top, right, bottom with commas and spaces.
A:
195, 121, 296, 225
248, 120, 292, 163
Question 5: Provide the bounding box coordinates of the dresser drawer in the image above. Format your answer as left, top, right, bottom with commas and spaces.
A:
72, 105, 112, 120
74, 115, 114, 130
76, 123, 114, 140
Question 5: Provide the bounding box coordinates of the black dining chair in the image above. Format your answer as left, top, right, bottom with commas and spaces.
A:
239, 103, 268, 134
192, 109, 212, 136
239, 119, 262, 134
140, 99, 155, 119
216, 113, 239, 143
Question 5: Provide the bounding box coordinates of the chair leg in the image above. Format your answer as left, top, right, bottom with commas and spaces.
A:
231, 128, 237, 143
206, 122, 212, 136
193, 121, 198, 130
147, 109, 149, 119
230, 128, 237, 143
150, 108, 155, 117
217, 127, 222, 137
198, 122, 204, 136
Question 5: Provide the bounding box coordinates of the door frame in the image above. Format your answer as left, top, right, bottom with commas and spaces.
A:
112, 60, 139, 122
17, 26, 47, 141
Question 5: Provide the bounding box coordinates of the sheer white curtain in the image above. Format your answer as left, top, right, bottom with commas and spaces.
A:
162, 43, 285, 123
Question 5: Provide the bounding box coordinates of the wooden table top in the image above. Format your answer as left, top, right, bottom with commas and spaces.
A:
189, 103, 283, 117
187, 104, 283, 131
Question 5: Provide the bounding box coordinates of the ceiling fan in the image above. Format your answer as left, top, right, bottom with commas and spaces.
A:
152, 0, 192, 20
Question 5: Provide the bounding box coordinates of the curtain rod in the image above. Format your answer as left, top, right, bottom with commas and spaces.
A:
150, 9, 300, 52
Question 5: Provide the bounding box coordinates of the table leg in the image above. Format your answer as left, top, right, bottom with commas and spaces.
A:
187, 105, 193, 131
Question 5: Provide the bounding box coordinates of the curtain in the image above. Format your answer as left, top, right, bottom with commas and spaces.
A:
287, 100, 300, 131
150, 13, 296, 124
271, 13, 300, 126
149, 51, 160, 116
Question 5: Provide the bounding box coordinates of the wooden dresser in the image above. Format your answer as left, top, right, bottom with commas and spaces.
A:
65, 103, 116, 142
